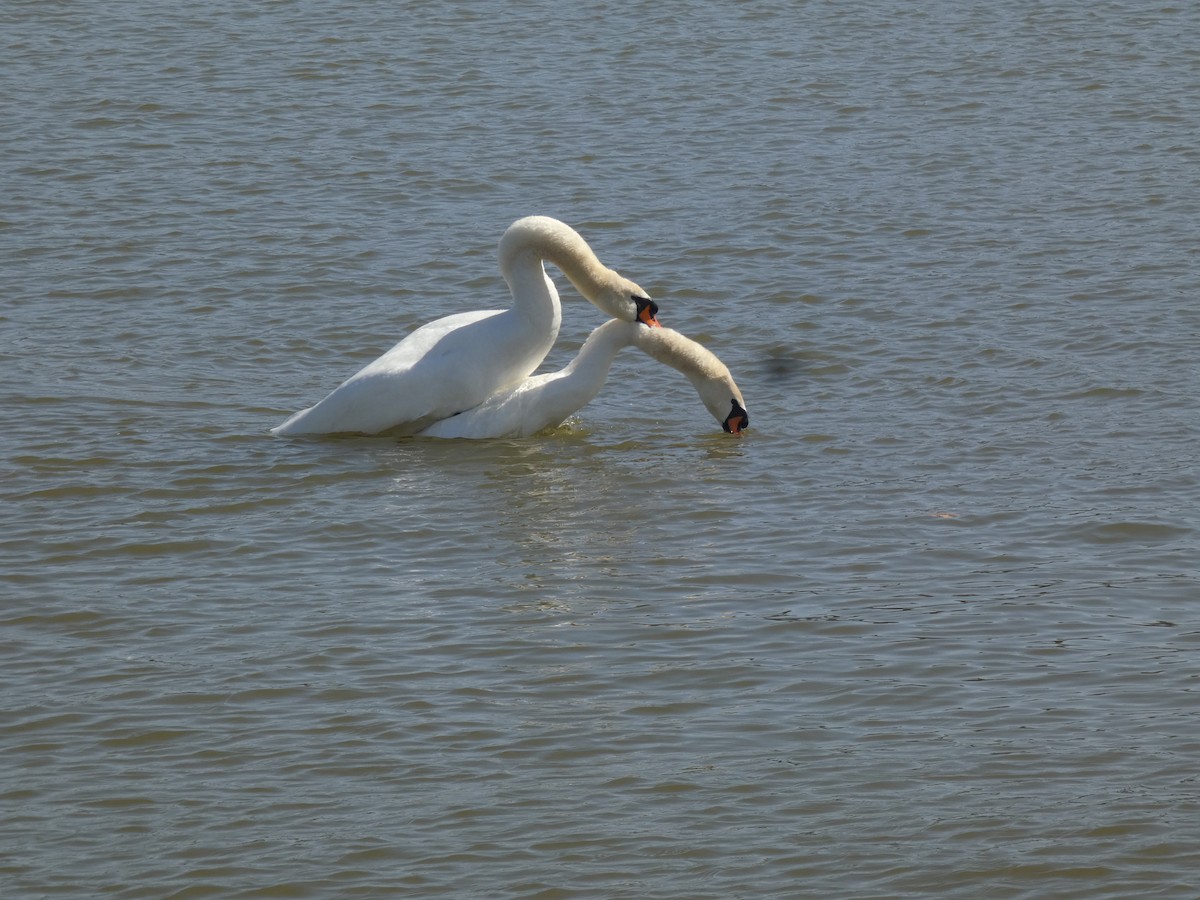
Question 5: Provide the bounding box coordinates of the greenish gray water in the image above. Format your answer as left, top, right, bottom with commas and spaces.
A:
3, 1, 1198, 897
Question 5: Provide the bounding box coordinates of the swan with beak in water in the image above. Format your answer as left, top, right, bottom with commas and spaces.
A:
417, 320, 749, 439
271, 216, 658, 436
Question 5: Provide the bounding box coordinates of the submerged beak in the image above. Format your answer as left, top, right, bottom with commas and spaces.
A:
722, 399, 749, 434
636, 297, 663, 328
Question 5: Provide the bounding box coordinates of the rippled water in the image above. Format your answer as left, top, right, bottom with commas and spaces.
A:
4, 1, 1199, 896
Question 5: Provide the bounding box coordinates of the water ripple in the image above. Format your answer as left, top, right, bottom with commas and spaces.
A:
3, 0, 1199, 896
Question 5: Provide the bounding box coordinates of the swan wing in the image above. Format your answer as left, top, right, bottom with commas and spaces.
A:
271, 309, 552, 435
417, 373, 567, 439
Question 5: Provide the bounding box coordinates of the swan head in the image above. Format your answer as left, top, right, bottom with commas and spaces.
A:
635, 296, 662, 328
722, 398, 750, 434
696, 375, 749, 434
499, 216, 660, 326
633, 326, 749, 433
593, 270, 658, 326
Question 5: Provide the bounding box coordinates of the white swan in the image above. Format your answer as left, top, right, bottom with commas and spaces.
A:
271, 216, 658, 436
417, 320, 749, 439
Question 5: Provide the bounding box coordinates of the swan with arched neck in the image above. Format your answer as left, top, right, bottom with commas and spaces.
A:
271, 216, 658, 436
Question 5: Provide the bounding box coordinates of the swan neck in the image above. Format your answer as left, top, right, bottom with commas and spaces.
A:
566, 320, 639, 379
634, 326, 746, 424
633, 327, 723, 374
500, 217, 613, 305
502, 252, 562, 332
537, 320, 637, 416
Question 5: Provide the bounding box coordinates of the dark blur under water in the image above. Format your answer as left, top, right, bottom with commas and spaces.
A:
3, 1, 1198, 897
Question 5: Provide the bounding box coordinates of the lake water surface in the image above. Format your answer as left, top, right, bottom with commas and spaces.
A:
3, 1, 1198, 896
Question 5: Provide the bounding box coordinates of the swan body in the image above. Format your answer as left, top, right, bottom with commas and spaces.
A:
418, 321, 749, 439
272, 216, 655, 436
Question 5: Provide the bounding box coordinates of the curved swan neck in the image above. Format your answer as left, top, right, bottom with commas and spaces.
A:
561, 319, 641, 385
634, 326, 747, 426
499, 216, 614, 305
634, 326, 730, 381
528, 319, 640, 419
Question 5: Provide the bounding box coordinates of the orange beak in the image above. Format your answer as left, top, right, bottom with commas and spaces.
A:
723, 400, 749, 434
636, 297, 662, 328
